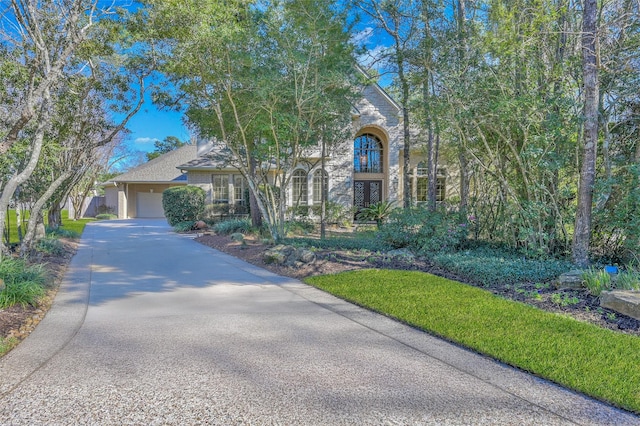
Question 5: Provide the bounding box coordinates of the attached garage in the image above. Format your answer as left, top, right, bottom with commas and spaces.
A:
102, 144, 196, 219
136, 192, 165, 218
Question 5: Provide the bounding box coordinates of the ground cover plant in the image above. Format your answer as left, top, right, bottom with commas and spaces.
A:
305, 269, 640, 413
0, 210, 89, 356
0, 259, 47, 308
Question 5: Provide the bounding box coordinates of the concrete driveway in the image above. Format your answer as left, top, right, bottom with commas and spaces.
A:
0, 219, 637, 425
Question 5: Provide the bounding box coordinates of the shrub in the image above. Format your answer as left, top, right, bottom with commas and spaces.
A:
356, 201, 396, 227
582, 267, 612, 296
616, 270, 640, 291
431, 246, 573, 286
285, 220, 315, 236
378, 208, 468, 255
162, 186, 206, 226
46, 227, 80, 239
0, 258, 47, 308
311, 201, 354, 226
36, 236, 66, 256
173, 221, 196, 232
213, 218, 252, 235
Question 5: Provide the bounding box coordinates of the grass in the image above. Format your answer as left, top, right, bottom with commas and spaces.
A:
0, 336, 19, 357
5, 210, 93, 244
305, 269, 640, 414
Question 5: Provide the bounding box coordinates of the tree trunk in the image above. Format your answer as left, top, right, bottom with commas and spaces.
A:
0, 102, 49, 261
248, 157, 263, 229
21, 171, 72, 256
572, 0, 599, 267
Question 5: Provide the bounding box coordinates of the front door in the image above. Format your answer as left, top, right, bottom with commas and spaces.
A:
354, 180, 382, 215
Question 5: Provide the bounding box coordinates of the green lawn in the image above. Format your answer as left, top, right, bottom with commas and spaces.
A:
5, 210, 93, 244
305, 269, 640, 414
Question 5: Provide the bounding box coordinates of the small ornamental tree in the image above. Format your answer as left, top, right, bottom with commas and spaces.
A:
162, 186, 205, 226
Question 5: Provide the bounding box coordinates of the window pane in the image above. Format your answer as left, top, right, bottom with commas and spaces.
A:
417, 177, 428, 202
234, 175, 246, 205
212, 175, 229, 203
354, 134, 382, 173
292, 170, 308, 205
313, 170, 328, 205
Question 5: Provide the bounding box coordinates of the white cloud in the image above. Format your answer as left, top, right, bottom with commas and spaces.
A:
351, 27, 374, 46
134, 137, 158, 146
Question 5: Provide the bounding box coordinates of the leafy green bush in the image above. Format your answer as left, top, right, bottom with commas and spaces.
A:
582, 268, 611, 296
46, 227, 80, 239
213, 218, 252, 235
356, 201, 396, 227
162, 186, 206, 226
36, 236, 66, 256
432, 246, 572, 286
0, 258, 47, 308
616, 270, 640, 291
378, 208, 468, 255
311, 201, 354, 226
172, 221, 196, 232
285, 220, 315, 236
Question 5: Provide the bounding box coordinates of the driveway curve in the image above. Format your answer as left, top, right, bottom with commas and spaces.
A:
0, 219, 637, 425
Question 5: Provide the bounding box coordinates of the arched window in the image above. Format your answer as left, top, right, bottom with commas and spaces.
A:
312, 170, 329, 205
292, 169, 308, 205
354, 134, 383, 173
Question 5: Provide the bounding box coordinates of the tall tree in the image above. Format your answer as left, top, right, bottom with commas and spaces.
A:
0, 0, 129, 258
143, 0, 356, 241
572, 0, 599, 266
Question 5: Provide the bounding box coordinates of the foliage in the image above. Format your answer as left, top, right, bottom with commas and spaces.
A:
146, 136, 186, 161
582, 267, 640, 296
431, 246, 572, 286
0, 336, 19, 357
582, 268, 612, 296
213, 218, 253, 236
46, 227, 80, 239
310, 202, 354, 226
172, 221, 196, 233
0, 258, 47, 308
306, 270, 640, 413
142, 0, 357, 242
284, 220, 316, 236
162, 186, 206, 227
616, 270, 640, 291
356, 201, 396, 227
35, 236, 66, 256
286, 235, 389, 253
378, 208, 468, 255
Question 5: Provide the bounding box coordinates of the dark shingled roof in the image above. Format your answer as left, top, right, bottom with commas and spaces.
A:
106, 144, 196, 184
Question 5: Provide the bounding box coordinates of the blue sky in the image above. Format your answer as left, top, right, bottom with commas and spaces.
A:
122, 94, 190, 154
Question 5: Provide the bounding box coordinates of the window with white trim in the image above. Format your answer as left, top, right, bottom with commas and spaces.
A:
292, 169, 308, 205
212, 174, 229, 203
312, 169, 329, 205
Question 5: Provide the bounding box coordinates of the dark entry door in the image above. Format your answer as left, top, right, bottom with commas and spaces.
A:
354, 180, 382, 213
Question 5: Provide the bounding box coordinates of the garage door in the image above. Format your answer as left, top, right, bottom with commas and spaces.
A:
136, 192, 165, 218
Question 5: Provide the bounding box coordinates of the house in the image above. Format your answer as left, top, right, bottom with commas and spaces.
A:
103, 144, 195, 218
104, 76, 450, 219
